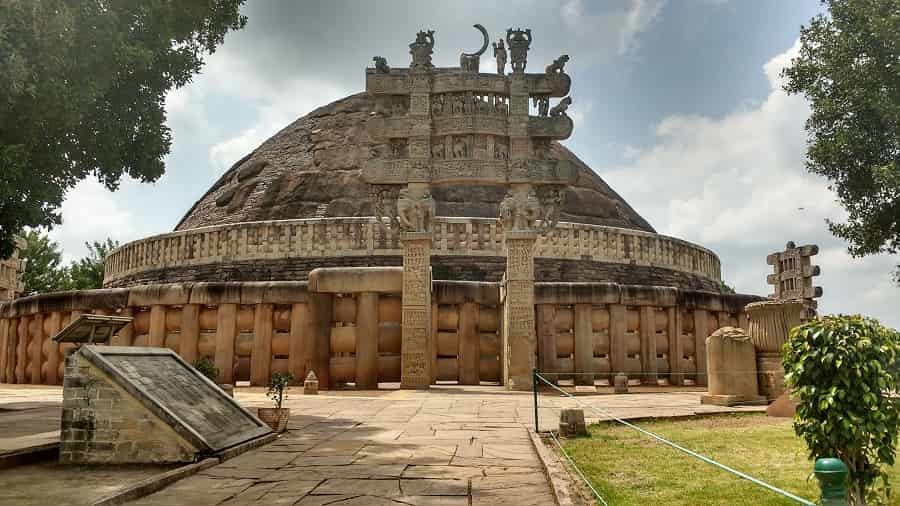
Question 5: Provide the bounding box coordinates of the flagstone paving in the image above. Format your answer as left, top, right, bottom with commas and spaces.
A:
0, 384, 764, 505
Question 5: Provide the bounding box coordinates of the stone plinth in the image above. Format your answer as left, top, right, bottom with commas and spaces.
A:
746, 300, 804, 399
614, 372, 628, 394
701, 327, 764, 407
503, 230, 537, 390
400, 232, 432, 388
559, 408, 587, 437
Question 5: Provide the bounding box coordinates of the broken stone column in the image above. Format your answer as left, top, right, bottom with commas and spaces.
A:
614, 372, 629, 394
746, 300, 805, 399
701, 327, 764, 406
303, 370, 319, 395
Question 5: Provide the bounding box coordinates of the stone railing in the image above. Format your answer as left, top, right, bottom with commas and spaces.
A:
103, 217, 721, 286
0, 277, 760, 388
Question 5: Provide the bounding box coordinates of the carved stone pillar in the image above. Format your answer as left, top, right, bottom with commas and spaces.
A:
400, 231, 432, 388
746, 300, 805, 399
503, 229, 537, 391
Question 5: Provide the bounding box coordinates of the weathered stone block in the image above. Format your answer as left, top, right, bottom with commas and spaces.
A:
701, 327, 764, 406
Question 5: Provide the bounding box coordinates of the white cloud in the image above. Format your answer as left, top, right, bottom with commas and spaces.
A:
561, 0, 666, 58
603, 39, 899, 328
48, 179, 147, 263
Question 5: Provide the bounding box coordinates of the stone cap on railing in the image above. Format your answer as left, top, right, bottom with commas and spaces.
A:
102, 217, 722, 286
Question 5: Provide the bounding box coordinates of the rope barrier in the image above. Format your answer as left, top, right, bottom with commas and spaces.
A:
548, 429, 610, 506
534, 371, 816, 506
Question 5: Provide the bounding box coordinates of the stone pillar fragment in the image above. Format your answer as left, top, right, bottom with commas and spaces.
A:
401, 232, 432, 388
503, 230, 537, 390
746, 300, 805, 399
701, 327, 764, 406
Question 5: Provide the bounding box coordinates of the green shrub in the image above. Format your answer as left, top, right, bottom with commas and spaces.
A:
784, 315, 900, 505
267, 372, 295, 409
192, 357, 219, 383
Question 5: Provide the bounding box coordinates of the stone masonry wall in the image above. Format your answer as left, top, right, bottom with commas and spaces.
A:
60, 352, 198, 464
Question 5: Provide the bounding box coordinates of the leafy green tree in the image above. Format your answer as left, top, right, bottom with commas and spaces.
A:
0, 0, 247, 259
19, 230, 71, 294
782, 0, 900, 282
784, 315, 900, 505
68, 239, 119, 290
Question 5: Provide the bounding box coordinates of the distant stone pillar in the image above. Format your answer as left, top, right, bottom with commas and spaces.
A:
503, 230, 537, 391
355, 292, 379, 390
746, 300, 805, 399
400, 232, 432, 388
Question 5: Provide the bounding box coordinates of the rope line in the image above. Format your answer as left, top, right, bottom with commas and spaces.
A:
535, 372, 816, 506
548, 429, 610, 506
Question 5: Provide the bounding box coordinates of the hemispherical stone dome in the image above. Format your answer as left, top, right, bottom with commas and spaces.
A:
175, 92, 655, 232
103, 92, 723, 291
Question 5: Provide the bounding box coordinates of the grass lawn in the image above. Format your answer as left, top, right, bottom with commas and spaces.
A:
560, 413, 900, 505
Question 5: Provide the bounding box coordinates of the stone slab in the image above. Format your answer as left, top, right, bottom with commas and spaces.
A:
77, 346, 271, 453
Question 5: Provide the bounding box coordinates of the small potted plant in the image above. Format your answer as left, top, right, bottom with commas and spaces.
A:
192, 357, 233, 397
258, 371, 294, 432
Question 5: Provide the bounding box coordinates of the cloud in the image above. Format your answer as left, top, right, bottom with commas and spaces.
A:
561, 0, 666, 57
48, 179, 147, 263
602, 39, 899, 328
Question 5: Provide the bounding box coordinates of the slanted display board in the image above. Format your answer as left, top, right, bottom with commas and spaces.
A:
78, 346, 271, 453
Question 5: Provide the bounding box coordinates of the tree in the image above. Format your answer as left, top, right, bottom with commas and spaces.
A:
68, 239, 119, 290
0, 0, 247, 259
782, 0, 900, 282
783, 315, 900, 505
19, 230, 71, 294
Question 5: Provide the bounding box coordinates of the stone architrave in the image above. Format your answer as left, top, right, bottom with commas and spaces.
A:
400, 232, 432, 388
503, 230, 537, 390
701, 327, 765, 406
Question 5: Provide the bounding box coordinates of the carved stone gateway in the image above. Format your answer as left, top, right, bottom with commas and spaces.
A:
366, 26, 574, 388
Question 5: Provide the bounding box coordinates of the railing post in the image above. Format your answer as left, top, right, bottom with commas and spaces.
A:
533, 368, 539, 433
815, 457, 849, 505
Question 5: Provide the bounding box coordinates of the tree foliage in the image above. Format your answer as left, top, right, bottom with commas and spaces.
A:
19, 230, 70, 294
784, 315, 900, 505
68, 238, 119, 290
20, 232, 119, 294
782, 0, 900, 281
0, 0, 247, 258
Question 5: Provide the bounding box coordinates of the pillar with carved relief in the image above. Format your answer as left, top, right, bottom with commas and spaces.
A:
400, 231, 432, 388
503, 229, 538, 391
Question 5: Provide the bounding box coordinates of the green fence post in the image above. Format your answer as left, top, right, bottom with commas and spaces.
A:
815, 457, 849, 505
533, 368, 539, 433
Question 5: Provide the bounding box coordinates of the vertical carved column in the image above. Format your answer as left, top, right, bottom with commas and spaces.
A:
401, 232, 432, 388
574, 303, 594, 386
667, 307, 683, 386
503, 230, 537, 390
306, 292, 333, 390
356, 292, 379, 389
639, 306, 658, 385
250, 303, 274, 386
45, 312, 62, 385
149, 305, 166, 347
180, 304, 200, 365
31, 313, 43, 384
457, 302, 479, 385
288, 302, 309, 383
536, 304, 557, 378
215, 304, 237, 385
609, 304, 626, 376
693, 309, 709, 387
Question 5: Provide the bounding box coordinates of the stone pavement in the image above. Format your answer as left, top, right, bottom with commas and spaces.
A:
0, 384, 765, 505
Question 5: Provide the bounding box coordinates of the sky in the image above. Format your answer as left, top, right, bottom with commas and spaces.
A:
48, 0, 898, 328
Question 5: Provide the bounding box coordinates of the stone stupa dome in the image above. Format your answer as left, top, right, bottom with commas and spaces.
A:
103, 96, 720, 291
176, 93, 654, 233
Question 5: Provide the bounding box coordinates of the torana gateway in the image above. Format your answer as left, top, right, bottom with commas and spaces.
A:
0, 28, 761, 391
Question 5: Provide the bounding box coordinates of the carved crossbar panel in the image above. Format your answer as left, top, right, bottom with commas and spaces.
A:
364, 27, 574, 188
766, 242, 822, 302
